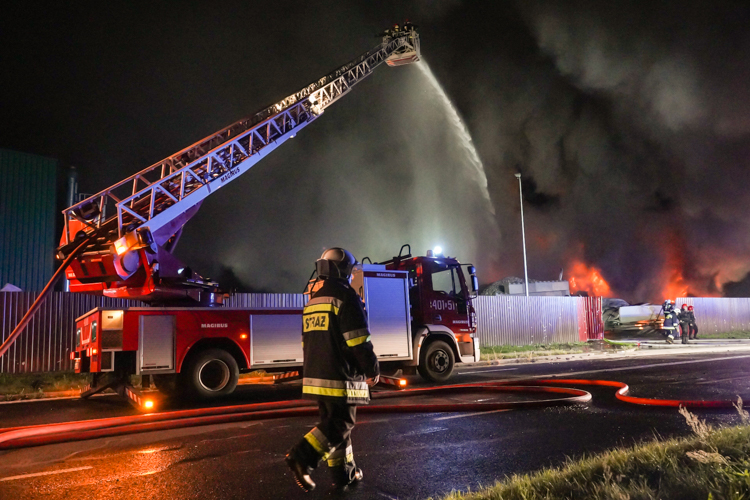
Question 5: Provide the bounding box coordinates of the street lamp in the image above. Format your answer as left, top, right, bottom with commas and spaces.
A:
515, 173, 529, 297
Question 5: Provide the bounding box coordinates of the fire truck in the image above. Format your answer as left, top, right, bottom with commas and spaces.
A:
58, 26, 481, 405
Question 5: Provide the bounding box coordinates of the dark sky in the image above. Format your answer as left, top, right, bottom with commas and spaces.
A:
3, 1, 750, 302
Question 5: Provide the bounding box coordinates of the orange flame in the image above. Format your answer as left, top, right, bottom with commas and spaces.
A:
661, 271, 688, 301
661, 237, 689, 300
568, 261, 612, 297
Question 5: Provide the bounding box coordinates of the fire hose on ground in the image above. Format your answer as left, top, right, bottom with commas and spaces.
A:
0, 378, 746, 451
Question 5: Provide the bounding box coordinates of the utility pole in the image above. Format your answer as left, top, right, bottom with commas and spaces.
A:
515, 173, 529, 297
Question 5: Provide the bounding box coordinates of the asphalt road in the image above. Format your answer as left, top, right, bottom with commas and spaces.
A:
2, 351, 750, 500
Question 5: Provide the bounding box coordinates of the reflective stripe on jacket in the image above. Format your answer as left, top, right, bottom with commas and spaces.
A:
302, 377, 370, 402
301, 279, 379, 405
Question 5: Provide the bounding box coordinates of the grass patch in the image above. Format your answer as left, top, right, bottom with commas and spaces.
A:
480, 342, 590, 361
0, 370, 277, 400
0, 372, 92, 400
698, 331, 750, 340
435, 404, 750, 500
0, 373, 156, 400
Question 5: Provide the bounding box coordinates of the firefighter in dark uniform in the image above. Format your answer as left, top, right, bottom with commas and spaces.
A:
661, 300, 678, 344
286, 248, 380, 492
679, 304, 691, 344
687, 305, 699, 339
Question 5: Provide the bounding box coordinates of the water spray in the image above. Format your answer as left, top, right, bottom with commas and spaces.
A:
417, 61, 495, 216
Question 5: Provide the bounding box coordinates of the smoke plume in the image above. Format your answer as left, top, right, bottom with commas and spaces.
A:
462, 1, 750, 301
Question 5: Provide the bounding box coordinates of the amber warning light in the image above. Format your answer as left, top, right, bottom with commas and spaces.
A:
399, 379, 407, 387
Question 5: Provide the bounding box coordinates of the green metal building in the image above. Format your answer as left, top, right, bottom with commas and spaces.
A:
0, 149, 58, 291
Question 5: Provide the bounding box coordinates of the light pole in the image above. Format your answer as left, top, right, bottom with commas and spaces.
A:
515, 173, 529, 297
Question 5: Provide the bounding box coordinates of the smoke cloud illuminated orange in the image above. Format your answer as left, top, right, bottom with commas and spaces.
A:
568, 261, 612, 297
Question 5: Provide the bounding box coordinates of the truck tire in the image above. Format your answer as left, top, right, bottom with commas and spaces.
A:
418, 340, 455, 382
184, 348, 239, 399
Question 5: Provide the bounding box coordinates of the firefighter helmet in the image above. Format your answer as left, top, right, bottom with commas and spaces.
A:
316, 247, 357, 280
682, 303, 688, 309
688, 305, 694, 311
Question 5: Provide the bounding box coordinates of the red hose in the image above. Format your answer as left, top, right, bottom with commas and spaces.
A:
0, 378, 742, 450
532, 379, 742, 409
0, 382, 589, 450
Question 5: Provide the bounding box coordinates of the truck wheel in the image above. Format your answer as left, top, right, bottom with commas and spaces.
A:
418, 340, 455, 382
184, 348, 239, 399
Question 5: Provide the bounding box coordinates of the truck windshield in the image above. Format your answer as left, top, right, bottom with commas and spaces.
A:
431, 266, 462, 296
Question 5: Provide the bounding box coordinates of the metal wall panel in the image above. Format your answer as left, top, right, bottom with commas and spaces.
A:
223, 293, 307, 309
0, 149, 57, 291
473, 295, 583, 346
0, 292, 140, 374
676, 297, 750, 334
3, 291, 591, 373
0, 293, 306, 373
580, 296, 604, 340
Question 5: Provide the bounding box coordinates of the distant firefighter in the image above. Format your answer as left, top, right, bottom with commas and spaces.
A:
679, 304, 691, 344
687, 305, 699, 339
660, 300, 679, 344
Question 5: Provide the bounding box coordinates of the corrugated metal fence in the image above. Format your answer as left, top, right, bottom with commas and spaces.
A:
0, 292, 140, 374
676, 297, 750, 335
2, 292, 605, 374
224, 293, 307, 308
473, 296, 601, 346
0, 292, 312, 374
579, 296, 605, 341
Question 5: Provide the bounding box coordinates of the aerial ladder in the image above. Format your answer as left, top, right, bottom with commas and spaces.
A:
56, 26, 421, 305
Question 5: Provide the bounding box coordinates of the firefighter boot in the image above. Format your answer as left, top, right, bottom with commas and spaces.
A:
286, 454, 316, 491
331, 465, 363, 490
666, 334, 674, 344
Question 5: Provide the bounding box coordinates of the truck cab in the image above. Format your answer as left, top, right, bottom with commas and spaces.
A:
377, 245, 480, 381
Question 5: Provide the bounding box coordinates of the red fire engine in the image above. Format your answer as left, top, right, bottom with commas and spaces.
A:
58, 26, 481, 407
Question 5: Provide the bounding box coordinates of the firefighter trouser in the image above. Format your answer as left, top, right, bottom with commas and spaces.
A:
680, 323, 690, 343
690, 323, 699, 338
290, 401, 358, 484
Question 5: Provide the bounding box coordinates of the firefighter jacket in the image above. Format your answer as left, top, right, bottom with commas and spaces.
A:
679, 309, 690, 325
662, 306, 678, 330
301, 278, 380, 405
